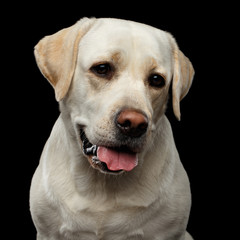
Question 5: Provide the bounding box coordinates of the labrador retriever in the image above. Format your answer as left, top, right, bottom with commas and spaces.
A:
30, 17, 195, 240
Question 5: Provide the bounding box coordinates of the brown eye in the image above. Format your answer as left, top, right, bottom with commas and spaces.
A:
148, 74, 165, 88
90, 63, 113, 79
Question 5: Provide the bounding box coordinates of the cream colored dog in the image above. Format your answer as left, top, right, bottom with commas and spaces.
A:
30, 18, 195, 240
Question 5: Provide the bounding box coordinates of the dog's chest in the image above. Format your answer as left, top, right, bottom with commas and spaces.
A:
59, 203, 146, 240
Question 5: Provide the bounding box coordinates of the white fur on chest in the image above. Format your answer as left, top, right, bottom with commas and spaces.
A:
57, 194, 161, 240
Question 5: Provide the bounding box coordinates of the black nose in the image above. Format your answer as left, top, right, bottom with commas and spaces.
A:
116, 109, 148, 138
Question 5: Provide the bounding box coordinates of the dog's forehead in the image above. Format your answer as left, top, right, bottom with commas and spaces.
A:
78, 18, 172, 68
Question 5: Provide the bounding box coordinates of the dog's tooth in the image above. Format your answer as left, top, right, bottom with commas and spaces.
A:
92, 156, 101, 165
83, 141, 91, 155
85, 145, 97, 155
92, 145, 98, 156
83, 148, 88, 155
84, 147, 92, 155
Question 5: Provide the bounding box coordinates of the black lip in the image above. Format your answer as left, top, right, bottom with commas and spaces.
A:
80, 129, 98, 156
80, 129, 136, 155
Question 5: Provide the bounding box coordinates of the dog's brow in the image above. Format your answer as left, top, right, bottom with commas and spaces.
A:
148, 57, 158, 71
111, 51, 123, 63
89, 50, 124, 66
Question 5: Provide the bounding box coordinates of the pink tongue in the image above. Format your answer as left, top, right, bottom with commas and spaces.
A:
97, 146, 138, 171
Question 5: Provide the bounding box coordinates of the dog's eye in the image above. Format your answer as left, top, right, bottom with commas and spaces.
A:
148, 74, 165, 88
90, 63, 113, 79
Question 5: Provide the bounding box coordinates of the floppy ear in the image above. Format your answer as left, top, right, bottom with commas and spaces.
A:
34, 17, 96, 101
170, 36, 195, 121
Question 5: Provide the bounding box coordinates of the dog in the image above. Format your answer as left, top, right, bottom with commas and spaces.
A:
30, 17, 195, 240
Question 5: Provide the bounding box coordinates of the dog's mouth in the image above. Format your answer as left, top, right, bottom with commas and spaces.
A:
80, 129, 138, 175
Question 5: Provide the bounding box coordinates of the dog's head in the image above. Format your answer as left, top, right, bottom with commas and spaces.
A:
34, 18, 194, 175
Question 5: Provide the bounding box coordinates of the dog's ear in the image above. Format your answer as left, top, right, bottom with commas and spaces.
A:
168, 35, 195, 121
34, 17, 96, 101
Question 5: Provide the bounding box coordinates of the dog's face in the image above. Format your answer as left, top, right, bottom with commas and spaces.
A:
34, 18, 194, 175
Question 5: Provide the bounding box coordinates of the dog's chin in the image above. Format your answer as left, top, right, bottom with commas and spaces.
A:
79, 129, 141, 175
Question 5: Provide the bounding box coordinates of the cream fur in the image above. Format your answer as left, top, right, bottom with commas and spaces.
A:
30, 18, 195, 240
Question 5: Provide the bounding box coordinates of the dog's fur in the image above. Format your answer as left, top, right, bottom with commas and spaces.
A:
30, 18, 195, 240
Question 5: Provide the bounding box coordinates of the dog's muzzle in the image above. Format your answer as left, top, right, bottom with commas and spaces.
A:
79, 109, 148, 175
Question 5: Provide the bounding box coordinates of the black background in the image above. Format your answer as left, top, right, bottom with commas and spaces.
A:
4, 2, 236, 239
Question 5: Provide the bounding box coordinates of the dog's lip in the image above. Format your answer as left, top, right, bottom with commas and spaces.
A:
79, 129, 137, 174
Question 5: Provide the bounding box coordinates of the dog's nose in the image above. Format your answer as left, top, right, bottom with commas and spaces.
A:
116, 109, 148, 137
